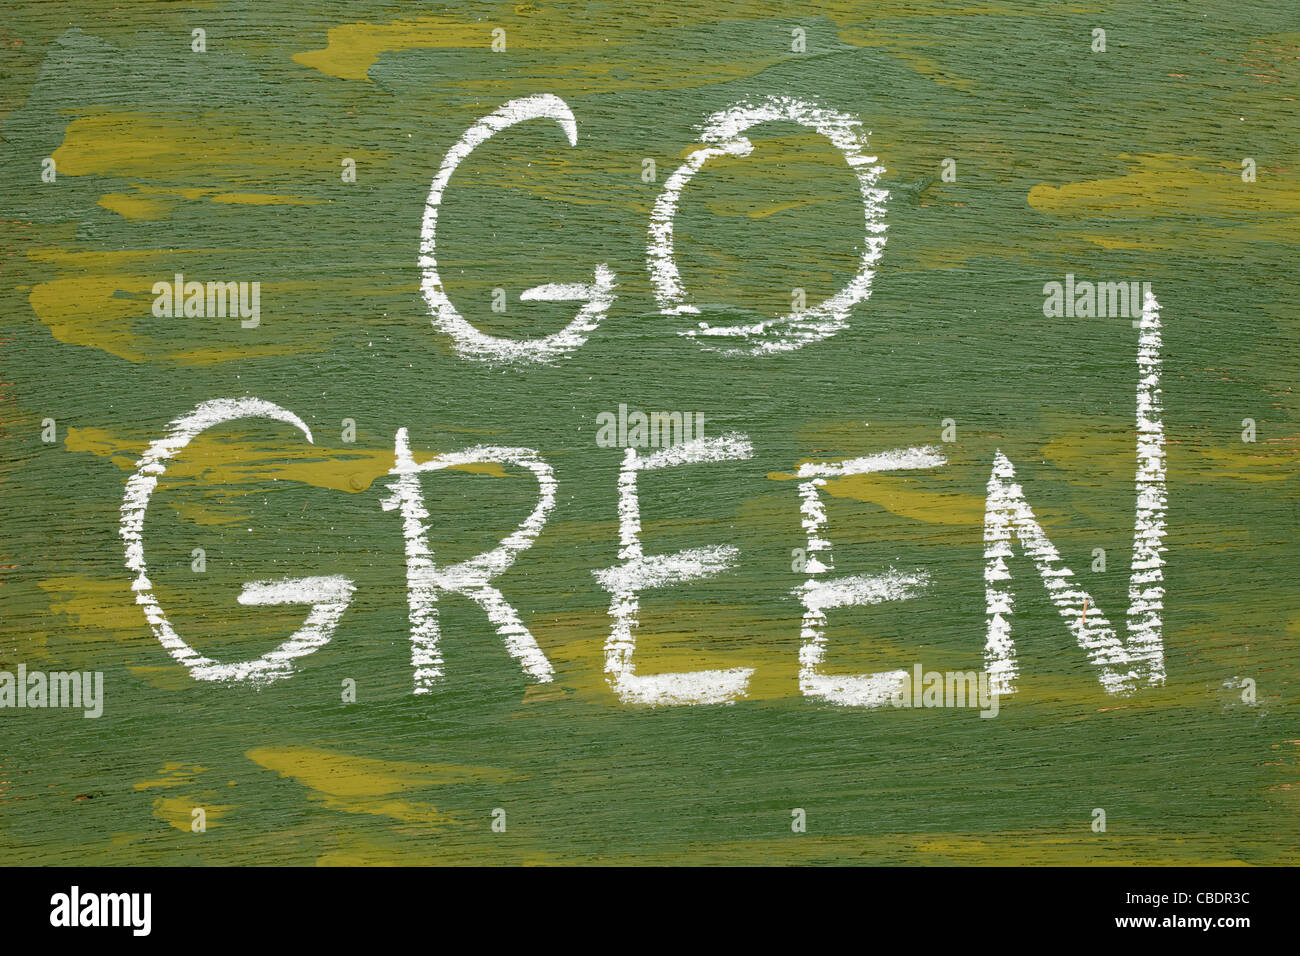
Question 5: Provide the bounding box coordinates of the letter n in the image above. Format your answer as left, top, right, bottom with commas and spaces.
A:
983, 290, 1167, 697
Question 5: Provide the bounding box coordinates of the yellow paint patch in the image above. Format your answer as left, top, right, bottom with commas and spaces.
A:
135, 764, 232, 832
820, 473, 986, 526
246, 746, 516, 827
39, 574, 141, 639
1028, 154, 1300, 219
29, 273, 154, 362
1042, 423, 1297, 484
134, 762, 206, 791
66, 424, 395, 493
247, 745, 517, 796
209, 192, 323, 206
1178, 440, 1297, 483
164, 496, 253, 527
62, 426, 137, 459
26, 250, 317, 365
148, 795, 233, 832
292, 14, 795, 88
294, 17, 598, 81
51, 110, 383, 179
65, 424, 517, 493
94, 185, 316, 221
97, 192, 173, 220
446, 461, 510, 477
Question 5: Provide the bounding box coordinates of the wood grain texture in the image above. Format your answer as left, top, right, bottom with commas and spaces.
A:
0, 1, 1295, 865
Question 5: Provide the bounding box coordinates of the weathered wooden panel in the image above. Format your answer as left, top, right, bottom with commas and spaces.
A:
0, 1, 1295, 865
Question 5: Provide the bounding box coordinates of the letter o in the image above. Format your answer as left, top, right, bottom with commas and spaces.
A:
647, 96, 888, 355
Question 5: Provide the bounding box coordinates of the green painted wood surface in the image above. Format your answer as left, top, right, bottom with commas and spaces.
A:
0, 1, 1296, 865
